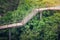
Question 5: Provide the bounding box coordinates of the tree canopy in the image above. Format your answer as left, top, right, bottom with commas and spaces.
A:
0, 0, 60, 40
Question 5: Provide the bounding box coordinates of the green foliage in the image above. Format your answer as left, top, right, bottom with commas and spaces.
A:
0, 0, 60, 40
20, 12, 60, 40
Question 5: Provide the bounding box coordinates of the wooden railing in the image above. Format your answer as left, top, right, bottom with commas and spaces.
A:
0, 6, 60, 29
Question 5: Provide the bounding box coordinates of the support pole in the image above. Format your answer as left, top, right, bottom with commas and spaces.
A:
9, 29, 11, 40
40, 11, 43, 20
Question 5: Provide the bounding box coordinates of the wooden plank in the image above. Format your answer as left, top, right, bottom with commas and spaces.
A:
21, 9, 38, 25
0, 23, 23, 29
37, 6, 60, 11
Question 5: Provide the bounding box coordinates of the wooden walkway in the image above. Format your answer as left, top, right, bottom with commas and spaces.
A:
0, 6, 60, 29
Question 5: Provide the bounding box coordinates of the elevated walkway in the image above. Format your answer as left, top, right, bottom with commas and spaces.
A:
0, 6, 60, 29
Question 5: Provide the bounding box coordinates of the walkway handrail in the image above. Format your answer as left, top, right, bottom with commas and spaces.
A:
0, 6, 60, 29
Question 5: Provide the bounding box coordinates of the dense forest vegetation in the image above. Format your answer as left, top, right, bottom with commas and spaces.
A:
0, 0, 60, 40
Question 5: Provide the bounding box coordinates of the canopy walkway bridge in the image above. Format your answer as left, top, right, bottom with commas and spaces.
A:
0, 6, 60, 29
